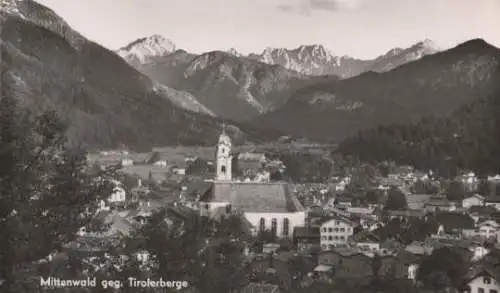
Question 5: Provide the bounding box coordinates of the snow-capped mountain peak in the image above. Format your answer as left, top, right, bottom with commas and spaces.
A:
414, 38, 439, 53
250, 44, 343, 75
116, 35, 176, 66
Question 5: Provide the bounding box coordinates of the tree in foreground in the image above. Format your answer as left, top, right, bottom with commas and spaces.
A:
0, 95, 115, 292
385, 187, 408, 211
417, 247, 470, 292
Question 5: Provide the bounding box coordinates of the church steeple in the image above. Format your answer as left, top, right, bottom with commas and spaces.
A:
216, 123, 232, 181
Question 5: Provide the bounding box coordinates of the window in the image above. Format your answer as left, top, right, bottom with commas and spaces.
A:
283, 218, 290, 237
328, 228, 333, 232
340, 228, 345, 232
334, 228, 339, 232
259, 218, 265, 232
334, 236, 339, 240
221, 165, 226, 174
478, 288, 485, 293
484, 277, 492, 284
490, 290, 498, 293
328, 236, 333, 240
271, 218, 277, 237
322, 236, 327, 240
225, 204, 232, 214
340, 236, 345, 240
323, 227, 327, 232
336, 221, 340, 226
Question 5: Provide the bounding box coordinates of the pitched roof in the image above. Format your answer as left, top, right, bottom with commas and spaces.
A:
204, 181, 304, 213
486, 196, 500, 203
436, 212, 475, 231
466, 266, 500, 283
318, 215, 355, 227
426, 196, 452, 206
470, 205, 497, 215
405, 194, 432, 209
388, 209, 425, 218
293, 226, 320, 238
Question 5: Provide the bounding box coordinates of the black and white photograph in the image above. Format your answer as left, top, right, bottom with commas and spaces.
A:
1, 0, 500, 292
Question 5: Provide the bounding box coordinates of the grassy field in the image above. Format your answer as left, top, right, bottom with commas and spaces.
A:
121, 165, 170, 181
89, 142, 335, 180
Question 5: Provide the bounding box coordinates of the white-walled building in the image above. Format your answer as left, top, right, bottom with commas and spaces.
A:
463, 194, 485, 209
319, 216, 355, 250
197, 128, 306, 240
464, 269, 500, 293
109, 180, 126, 203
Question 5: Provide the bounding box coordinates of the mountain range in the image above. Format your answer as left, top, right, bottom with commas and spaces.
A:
119, 36, 440, 79
253, 39, 500, 143
116, 36, 440, 121
0, 0, 279, 151
2, 0, 499, 152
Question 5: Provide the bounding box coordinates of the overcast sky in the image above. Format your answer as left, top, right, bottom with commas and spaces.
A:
37, 0, 500, 59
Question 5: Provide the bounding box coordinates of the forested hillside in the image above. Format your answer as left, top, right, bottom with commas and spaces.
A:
335, 92, 500, 177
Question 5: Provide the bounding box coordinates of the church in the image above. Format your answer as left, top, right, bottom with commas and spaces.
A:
198, 128, 306, 239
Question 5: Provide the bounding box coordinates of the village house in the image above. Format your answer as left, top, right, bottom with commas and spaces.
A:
463, 194, 486, 209
432, 212, 476, 239
485, 196, 500, 210
319, 216, 355, 250
425, 195, 457, 212
405, 194, 432, 210
387, 209, 426, 221
359, 217, 380, 232
463, 267, 500, 293
354, 233, 381, 252
476, 220, 500, 241
108, 179, 127, 203
121, 158, 134, 166
293, 226, 320, 255
249, 251, 298, 292
316, 248, 400, 280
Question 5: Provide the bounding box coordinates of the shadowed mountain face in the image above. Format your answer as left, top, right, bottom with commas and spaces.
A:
135, 50, 331, 122
118, 35, 440, 122
0, 0, 280, 151
252, 39, 500, 143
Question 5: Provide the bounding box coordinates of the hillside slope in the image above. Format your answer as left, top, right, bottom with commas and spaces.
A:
253, 39, 500, 143
134, 49, 331, 121
0, 0, 276, 151
335, 91, 500, 177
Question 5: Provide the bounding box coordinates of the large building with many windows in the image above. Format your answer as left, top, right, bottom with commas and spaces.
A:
319, 216, 355, 250
198, 128, 306, 239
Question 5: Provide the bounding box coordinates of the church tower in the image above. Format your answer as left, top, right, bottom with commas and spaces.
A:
216, 124, 232, 181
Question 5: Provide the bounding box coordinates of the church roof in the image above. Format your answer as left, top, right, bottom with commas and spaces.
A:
204, 181, 304, 213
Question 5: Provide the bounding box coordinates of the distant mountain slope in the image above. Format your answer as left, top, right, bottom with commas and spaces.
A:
136, 50, 329, 121
369, 39, 439, 72
0, 0, 277, 151
252, 39, 500, 143
247, 40, 440, 78
335, 90, 500, 177
248, 44, 370, 78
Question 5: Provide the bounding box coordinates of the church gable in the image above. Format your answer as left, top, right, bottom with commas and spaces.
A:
206, 182, 302, 213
